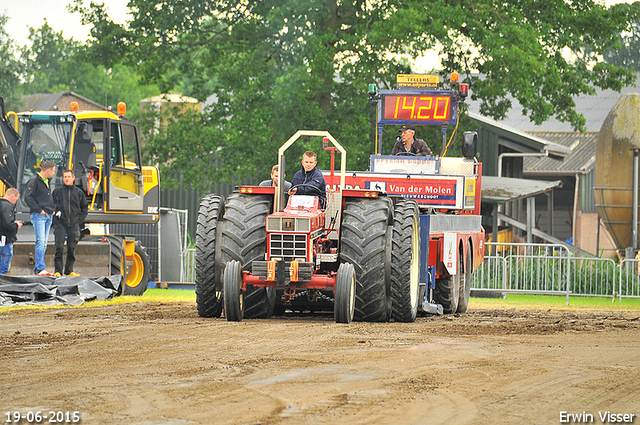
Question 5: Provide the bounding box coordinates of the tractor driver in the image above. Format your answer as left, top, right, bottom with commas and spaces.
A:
289, 151, 327, 209
391, 124, 432, 156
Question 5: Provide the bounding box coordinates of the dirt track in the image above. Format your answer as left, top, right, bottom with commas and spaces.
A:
1, 302, 640, 424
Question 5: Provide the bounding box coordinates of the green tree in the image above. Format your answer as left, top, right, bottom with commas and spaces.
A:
20, 22, 159, 117
75, 0, 638, 188
21, 21, 83, 95
0, 13, 23, 112
601, 2, 640, 70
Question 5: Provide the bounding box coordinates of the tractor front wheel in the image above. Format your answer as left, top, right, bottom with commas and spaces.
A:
223, 260, 244, 322
335, 263, 356, 324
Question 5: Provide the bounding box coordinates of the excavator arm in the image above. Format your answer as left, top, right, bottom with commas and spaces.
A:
0, 96, 20, 189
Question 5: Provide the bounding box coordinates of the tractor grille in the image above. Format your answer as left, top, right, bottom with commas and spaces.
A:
269, 234, 307, 261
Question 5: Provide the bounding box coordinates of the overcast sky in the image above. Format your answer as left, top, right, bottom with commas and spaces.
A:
1, 0, 129, 47
2, 0, 631, 48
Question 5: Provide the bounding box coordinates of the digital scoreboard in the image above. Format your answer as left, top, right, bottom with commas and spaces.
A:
377, 90, 457, 126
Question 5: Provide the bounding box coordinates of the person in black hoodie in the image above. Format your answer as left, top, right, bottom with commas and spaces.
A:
289, 151, 327, 209
52, 169, 88, 277
24, 160, 57, 275
0, 188, 23, 274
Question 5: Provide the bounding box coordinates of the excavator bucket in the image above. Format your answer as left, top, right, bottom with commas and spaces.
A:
10, 241, 111, 277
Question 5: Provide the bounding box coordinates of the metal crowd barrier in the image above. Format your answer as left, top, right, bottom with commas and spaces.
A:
473, 242, 639, 304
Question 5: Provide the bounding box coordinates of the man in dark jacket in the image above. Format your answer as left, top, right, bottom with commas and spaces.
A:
289, 151, 327, 209
24, 160, 57, 275
391, 124, 433, 156
52, 169, 88, 277
0, 188, 23, 274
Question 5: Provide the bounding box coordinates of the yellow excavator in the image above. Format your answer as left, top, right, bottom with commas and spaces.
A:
0, 96, 159, 295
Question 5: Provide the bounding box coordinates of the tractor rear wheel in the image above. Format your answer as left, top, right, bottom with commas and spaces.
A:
456, 245, 472, 313
195, 194, 225, 318
340, 198, 391, 322
391, 198, 420, 322
223, 260, 244, 321
335, 263, 356, 324
434, 246, 461, 314
220, 194, 275, 319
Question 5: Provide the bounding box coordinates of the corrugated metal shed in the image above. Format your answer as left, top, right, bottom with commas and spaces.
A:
523, 131, 597, 176
469, 112, 571, 157
467, 73, 640, 132
481, 176, 562, 204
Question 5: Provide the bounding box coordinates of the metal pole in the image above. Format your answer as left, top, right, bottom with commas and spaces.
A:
526, 197, 534, 243
277, 154, 286, 212
596, 211, 601, 258
492, 204, 498, 256
633, 150, 639, 251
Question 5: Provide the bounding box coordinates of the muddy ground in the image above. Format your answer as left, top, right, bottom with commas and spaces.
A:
1, 302, 639, 425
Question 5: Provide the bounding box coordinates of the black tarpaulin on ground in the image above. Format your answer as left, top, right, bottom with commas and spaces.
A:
0, 274, 122, 307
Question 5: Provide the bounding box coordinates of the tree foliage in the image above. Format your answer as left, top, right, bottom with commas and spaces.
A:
74, 0, 638, 187
601, 2, 640, 71
20, 21, 159, 118
0, 14, 24, 111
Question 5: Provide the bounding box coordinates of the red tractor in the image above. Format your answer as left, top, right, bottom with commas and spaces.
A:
196, 131, 414, 323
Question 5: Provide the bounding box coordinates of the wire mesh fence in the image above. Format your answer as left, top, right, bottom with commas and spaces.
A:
182, 248, 196, 283
473, 243, 571, 295
473, 242, 636, 302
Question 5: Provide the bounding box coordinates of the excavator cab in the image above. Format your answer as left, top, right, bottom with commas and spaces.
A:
9, 112, 149, 218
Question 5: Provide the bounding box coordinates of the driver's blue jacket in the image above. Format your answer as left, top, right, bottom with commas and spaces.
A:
291, 166, 327, 209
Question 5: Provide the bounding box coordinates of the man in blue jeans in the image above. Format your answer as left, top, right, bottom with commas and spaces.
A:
0, 188, 23, 274
24, 160, 57, 275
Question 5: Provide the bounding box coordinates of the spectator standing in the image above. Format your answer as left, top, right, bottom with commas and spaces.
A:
0, 188, 23, 274
24, 160, 57, 275
52, 169, 88, 277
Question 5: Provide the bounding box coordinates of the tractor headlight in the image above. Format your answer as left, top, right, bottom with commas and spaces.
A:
296, 218, 310, 232
267, 217, 280, 231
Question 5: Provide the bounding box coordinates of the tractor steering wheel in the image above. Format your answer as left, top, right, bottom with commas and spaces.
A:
394, 152, 416, 156
289, 184, 323, 197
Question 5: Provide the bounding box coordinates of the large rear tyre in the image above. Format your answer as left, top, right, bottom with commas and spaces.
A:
391, 198, 420, 322
335, 263, 356, 324
456, 245, 472, 313
340, 198, 392, 322
223, 260, 244, 322
221, 194, 275, 319
195, 194, 225, 318
434, 246, 461, 314
123, 241, 150, 296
